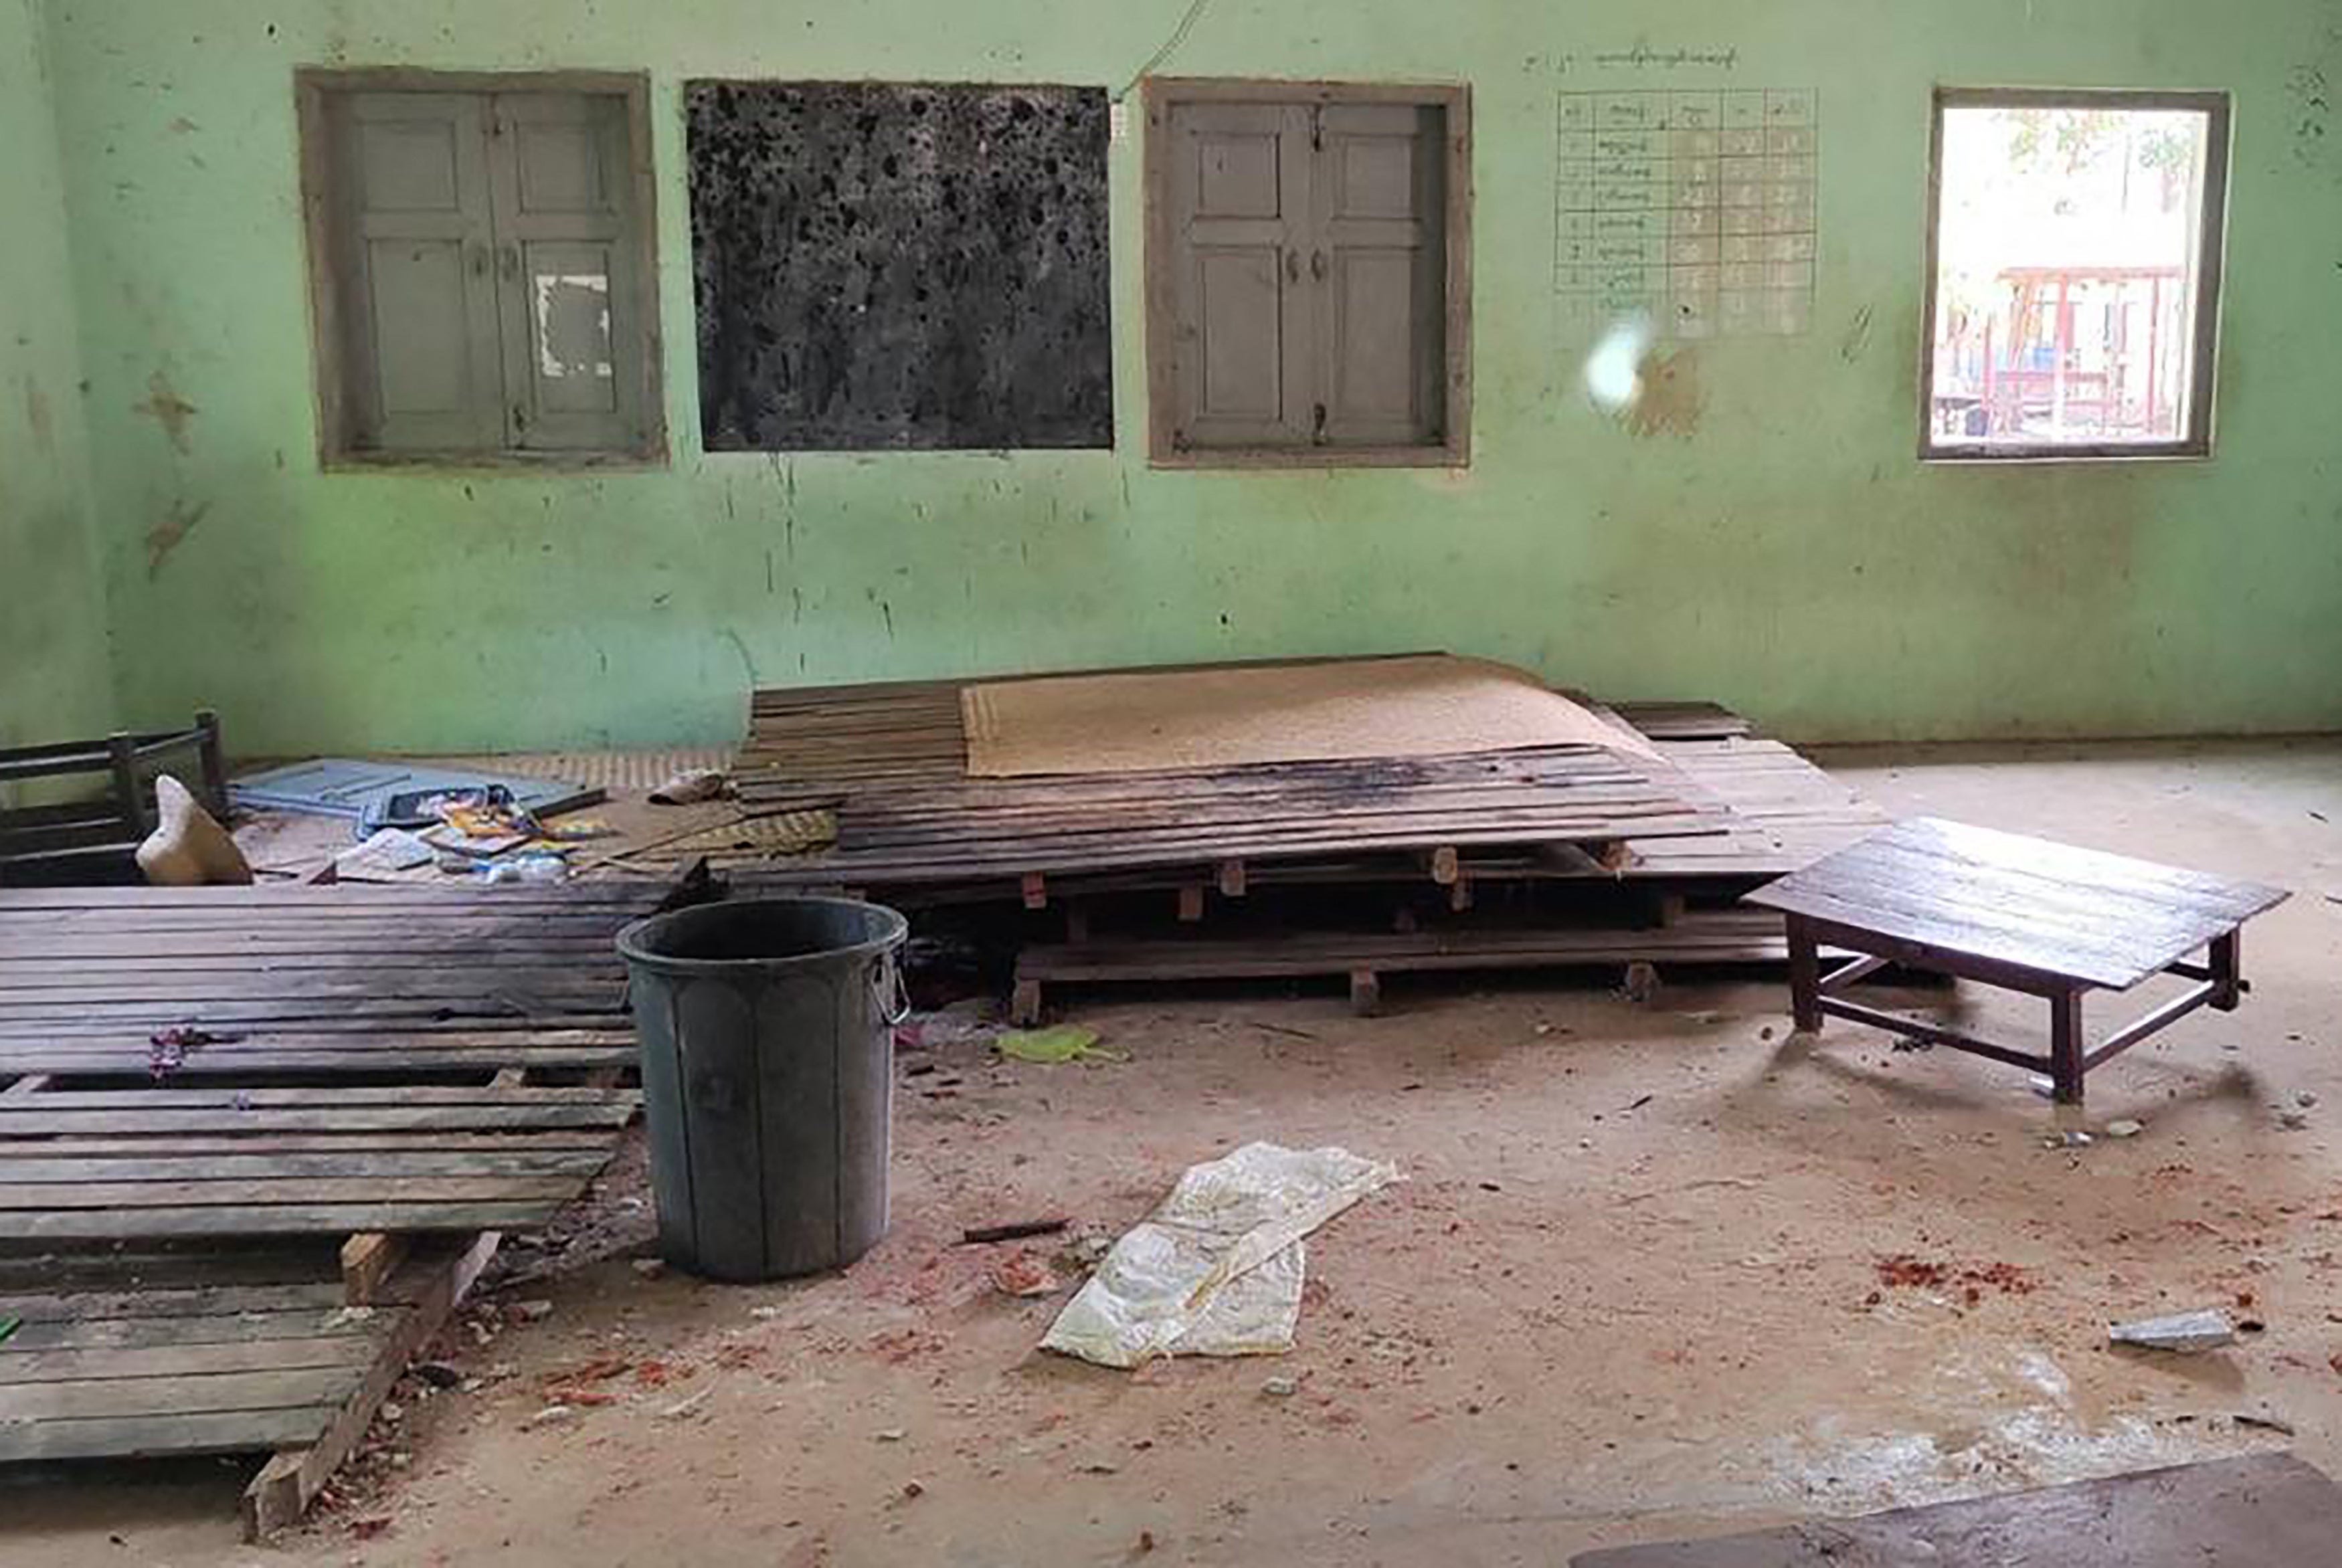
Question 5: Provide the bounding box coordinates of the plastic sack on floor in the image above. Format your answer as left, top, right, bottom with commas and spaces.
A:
1041, 1141, 1401, 1369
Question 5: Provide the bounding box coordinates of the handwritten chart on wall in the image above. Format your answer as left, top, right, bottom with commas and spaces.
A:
1555, 90, 1820, 339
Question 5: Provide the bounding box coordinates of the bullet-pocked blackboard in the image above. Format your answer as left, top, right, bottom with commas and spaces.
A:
688, 80, 1113, 452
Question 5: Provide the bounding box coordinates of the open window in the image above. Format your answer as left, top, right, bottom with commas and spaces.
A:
1922, 88, 2230, 461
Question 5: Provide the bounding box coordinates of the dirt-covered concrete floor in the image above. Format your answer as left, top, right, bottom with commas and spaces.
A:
9, 739, 2341, 1567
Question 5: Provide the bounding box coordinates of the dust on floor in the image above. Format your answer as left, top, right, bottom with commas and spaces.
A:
6, 739, 2340, 1567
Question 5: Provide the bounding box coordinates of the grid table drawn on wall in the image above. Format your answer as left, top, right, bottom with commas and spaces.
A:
1554, 89, 1819, 340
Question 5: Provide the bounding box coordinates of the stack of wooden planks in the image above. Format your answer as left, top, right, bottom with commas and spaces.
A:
0, 880, 664, 1534
729, 661, 1886, 1017
735, 670, 1724, 892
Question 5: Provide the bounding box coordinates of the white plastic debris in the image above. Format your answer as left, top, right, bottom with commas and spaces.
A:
2109, 1309, 2238, 1353
1040, 1141, 1401, 1369
2104, 1119, 2146, 1139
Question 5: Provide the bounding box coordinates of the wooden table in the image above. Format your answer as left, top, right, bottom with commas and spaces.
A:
1744, 817, 2288, 1104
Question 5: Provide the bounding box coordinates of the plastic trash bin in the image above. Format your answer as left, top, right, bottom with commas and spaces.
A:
616, 897, 909, 1281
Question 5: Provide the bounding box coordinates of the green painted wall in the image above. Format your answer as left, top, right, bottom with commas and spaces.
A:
35, 1, 2342, 753
0, 0, 112, 760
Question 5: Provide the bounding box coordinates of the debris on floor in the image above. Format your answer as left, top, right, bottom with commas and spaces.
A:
1041, 1141, 1401, 1368
230, 758, 600, 823
995, 1025, 1124, 1065
650, 767, 731, 805
959, 1215, 1069, 1246
2110, 1309, 2238, 1353
990, 1252, 1063, 1298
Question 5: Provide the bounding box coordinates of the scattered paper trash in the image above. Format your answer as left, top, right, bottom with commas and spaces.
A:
1041, 1141, 1401, 1369
335, 827, 435, 878
2110, 1308, 2237, 1353
996, 1025, 1125, 1065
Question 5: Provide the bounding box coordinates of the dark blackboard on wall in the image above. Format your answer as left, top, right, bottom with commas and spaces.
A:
687, 80, 1113, 452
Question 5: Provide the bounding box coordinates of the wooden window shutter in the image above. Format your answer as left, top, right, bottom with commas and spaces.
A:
1312, 103, 1445, 448
331, 92, 507, 452
484, 92, 646, 452
1164, 101, 1316, 450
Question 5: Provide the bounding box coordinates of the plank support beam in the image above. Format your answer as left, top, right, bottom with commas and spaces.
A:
340, 1233, 409, 1306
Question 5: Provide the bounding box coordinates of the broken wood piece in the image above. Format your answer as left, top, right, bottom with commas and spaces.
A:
340, 1232, 409, 1306
1010, 978, 1044, 1027
1216, 858, 1247, 898
1348, 969, 1382, 1017
1, 1074, 51, 1100
1176, 884, 1205, 923
1020, 872, 1048, 910
958, 1216, 1071, 1246
243, 1232, 500, 1540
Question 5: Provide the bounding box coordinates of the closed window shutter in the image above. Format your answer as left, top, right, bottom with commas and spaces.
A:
333, 92, 506, 452
1166, 102, 1316, 450
1312, 104, 1444, 448
484, 92, 645, 452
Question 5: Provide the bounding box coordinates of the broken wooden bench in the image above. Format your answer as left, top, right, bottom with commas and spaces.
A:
1744, 817, 2288, 1104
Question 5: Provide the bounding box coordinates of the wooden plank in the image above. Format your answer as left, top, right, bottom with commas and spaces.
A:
0, 1175, 582, 1208
0, 1084, 632, 1110
0, 1308, 375, 1354
0, 1201, 568, 1240
244, 1232, 499, 1539
5, 1131, 622, 1156
0, 1366, 361, 1422
1, 1282, 353, 1325
1020, 912, 1802, 984
0, 1149, 611, 1182
0, 1405, 339, 1464
0, 1336, 381, 1385
0, 1104, 631, 1136
0, 886, 662, 910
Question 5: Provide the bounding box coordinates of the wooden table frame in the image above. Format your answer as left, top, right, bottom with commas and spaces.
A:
1786, 912, 2243, 1105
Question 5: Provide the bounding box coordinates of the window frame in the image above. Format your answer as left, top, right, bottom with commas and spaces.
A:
296, 67, 667, 470
1142, 77, 1473, 470
1919, 85, 2231, 464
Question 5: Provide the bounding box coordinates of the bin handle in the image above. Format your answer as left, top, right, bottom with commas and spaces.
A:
875, 956, 911, 1027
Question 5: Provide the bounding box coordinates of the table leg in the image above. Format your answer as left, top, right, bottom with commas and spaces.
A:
1786, 914, 1821, 1034
2050, 987, 2086, 1105
2210, 929, 2242, 1012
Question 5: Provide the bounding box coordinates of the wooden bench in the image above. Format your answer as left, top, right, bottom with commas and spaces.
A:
1744, 817, 2288, 1104
0, 710, 226, 881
